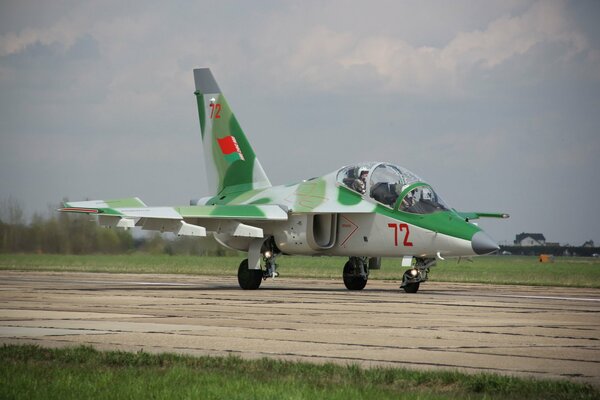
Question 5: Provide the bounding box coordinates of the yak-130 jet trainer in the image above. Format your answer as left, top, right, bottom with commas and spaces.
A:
60, 68, 508, 292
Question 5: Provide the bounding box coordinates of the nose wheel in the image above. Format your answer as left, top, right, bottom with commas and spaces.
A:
402, 277, 420, 293
400, 257, 435, 293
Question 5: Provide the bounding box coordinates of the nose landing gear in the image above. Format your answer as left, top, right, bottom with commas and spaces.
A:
400, 257, 435, 293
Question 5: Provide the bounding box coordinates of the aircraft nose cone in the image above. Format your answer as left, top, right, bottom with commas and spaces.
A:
471, 231, 500, 255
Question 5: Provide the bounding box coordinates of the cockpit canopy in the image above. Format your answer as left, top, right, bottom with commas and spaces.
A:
336, 162, 449, 214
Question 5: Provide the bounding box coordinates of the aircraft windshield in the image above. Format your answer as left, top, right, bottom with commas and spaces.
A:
336, 162, 424, 208
399, 185, 449, 214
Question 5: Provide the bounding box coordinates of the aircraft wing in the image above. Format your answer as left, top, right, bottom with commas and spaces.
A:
59, 197, 288, 238
456, 211, 510, 220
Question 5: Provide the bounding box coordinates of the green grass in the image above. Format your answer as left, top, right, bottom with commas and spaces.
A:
0, 253, 238, 275
1, 344, 597, 400
418, 256, 600, 288
1, 253, 600, 288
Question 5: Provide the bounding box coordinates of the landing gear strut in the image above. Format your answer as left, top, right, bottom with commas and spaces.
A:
343, 256, 369, 290
262, 250, 279, 280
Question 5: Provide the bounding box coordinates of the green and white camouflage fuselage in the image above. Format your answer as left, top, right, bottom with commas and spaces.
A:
63, 169, 485, 259
189, 169, 481, 258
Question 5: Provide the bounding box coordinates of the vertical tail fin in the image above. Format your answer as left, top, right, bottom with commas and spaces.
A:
193, 68, 271, 195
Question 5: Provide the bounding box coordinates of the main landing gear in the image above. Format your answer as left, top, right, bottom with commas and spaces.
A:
237, 241, 279, 290
237, 259, 262, 290
343, 257, 369, 290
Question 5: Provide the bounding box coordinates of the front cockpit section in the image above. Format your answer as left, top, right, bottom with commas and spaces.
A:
399, 184, 449, 214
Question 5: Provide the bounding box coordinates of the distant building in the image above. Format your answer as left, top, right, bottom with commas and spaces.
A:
582, 240, 595, 248
514, 233, 546, 246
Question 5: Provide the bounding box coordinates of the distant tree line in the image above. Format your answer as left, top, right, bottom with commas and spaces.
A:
0, 197, 133, 254
0, 198, 237, 256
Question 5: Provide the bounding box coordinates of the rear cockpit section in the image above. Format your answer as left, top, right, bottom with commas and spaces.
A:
369, 164, 413, 208
336, 162, 422, 208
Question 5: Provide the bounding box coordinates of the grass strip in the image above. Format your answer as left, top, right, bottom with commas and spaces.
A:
1, 253, 599, 288
1, 344, 597, 400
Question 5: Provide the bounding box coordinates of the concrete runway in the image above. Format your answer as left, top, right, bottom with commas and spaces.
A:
1, 270, 599, 386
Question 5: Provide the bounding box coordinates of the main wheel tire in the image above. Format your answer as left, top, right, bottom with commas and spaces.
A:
343, 260, 368, 291
403, 281, 420, 293
237, 259, 262, 290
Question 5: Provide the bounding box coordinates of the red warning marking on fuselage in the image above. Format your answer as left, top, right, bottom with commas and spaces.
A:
339, 215, 359, 247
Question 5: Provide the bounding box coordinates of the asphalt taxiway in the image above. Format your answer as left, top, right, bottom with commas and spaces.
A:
1, 271, 599, 386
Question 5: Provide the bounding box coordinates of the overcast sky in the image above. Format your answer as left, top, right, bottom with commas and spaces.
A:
1, 0, 599, 246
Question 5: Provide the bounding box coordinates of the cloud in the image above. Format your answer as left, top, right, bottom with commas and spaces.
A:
1, 0, 594, 99
0, 2, 89, 58
443, 0, 587, 68
282, 0, 595, 95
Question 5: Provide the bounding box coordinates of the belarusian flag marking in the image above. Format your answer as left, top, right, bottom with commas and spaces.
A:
217, 135, 245, 163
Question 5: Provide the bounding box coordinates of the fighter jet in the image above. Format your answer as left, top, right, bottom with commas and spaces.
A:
59, 68, 508, 292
